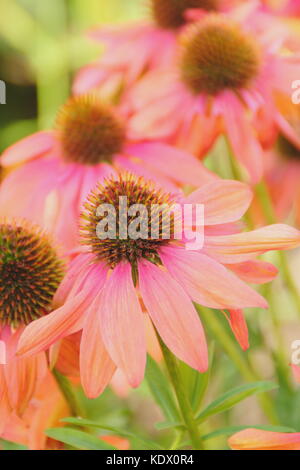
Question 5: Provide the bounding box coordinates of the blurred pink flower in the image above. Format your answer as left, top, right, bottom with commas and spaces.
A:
0, 95, 213, 252
73, 0, 235, 96
127, 5, 300, 183
228, 428, 300, 450
17, 174, 300, 398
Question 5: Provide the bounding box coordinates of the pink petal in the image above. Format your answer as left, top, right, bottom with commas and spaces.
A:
72, 66, 108, 95
80, 301, 116, 398
138, 259, 208, 372
221, 93, 264, 183
228, 260, 278, 284
223, 309, 249, 351
205, 224, 300, 263
0, 157, 60, 223
160, 247, 267, 309
125, 142, 216, 187
1, 131, 54, 167
228, 428, 300, 450
291, 364, 300, 384
17, 288, 95, 357
186, 180, 252, 225
100, 263, 146, 388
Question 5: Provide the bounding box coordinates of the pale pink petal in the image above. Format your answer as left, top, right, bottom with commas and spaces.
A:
1, 131, 54, 167
138, 259, 208, 372
124, 142, 216, 187
100, 263, 146, 387
80, 300, 116, 398
17, 287, 96, 357
0, 157, 60, 223
223, 309, 249, 351
160, 247, 267, 309
221, 93, 264, 183
72, 66, 108, 95
205, 224, 300, 263
186, 180, 252, 225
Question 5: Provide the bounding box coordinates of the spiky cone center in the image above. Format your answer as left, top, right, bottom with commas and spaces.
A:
81, 174, 177, 269
180, 16, 261, 95
55, 95, 126, 166
0, 220, 64, 327
151, 0, 219, 29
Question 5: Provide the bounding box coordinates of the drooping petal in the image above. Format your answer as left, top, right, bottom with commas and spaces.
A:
228, 260, 278, 284
228, 428, 300, 450
1, 131, 55, 167
80, 300, 116, 398
185, 180, 253, 225
100, 263, 146, 388
138, 259, 208, 372
17, 286, 97, 357
205, 224, 300, 263
160, 247, 267, 309
223, 309, 249, 351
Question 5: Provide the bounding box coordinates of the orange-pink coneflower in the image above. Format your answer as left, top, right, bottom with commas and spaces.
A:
0, 94, 213, 252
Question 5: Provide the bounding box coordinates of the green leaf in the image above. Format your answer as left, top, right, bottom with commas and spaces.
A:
145, 355, 181, 423
196, 381, 278, 423
45, 428, 117, 450
62, 417, 164, 450
0, 438, 27, 450
155, 420, 184, 431
202, 424, 297, 442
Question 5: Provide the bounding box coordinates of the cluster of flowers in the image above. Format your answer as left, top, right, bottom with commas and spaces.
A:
1, 0, 300, 450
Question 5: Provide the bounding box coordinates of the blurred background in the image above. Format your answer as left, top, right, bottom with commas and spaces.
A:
1, 0, 300, 450
0, 0, 142, 152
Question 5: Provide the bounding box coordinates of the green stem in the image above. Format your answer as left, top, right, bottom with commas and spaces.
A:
157, 337, 204, 450
53, 369, 84, 418
264, 284, 293, 391
197, 306, 279, 424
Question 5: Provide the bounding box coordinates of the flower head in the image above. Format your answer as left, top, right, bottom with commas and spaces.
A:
0, 220, 64, 327
0, 219, 64, 417
17, 174, 300, 398
0, 94, 212, 251
128, 7, 300, 182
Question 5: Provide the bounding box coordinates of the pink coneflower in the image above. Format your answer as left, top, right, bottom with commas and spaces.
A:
73, 0, 234, 96
0, 219, 64, 426
255, 99, 300, 227
1, 371, 70, 450
128, 6, 300, 182
0, 94, 213, 252
17, 174, 300, 398
228, 428, 300, 450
